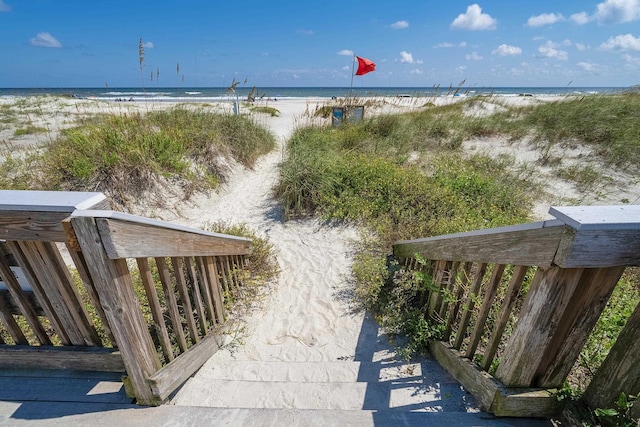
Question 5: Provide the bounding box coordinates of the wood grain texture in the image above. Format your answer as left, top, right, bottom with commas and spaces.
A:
444, 262, 472, 341
94, 216, 251, 259
71, 215, 161, 405
554, 229, 640, 267
583, 300, 640, 413
465, 264, 505, 359
0, 292, 28, 345
136, 258, 174, 363
171, 257, 200, 345
0, 345, 124, 372
185, 257, 208, 335
453, 263, 487, 350
155, 257, 188, 354
481, 265, 528, 371
394, 222, 566, 267
148, 332, 223, 402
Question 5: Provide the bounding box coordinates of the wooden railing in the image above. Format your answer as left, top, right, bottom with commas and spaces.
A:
393, 205, 640, 418
0, 191, 253, 405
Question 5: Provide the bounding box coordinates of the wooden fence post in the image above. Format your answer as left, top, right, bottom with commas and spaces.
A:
495, 265, 624, 388
70, 216, 161, 405
583, 300, 640, 416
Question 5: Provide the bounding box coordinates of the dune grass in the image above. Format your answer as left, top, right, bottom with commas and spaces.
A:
276, 94, 640, 395
0, 107, 276, 209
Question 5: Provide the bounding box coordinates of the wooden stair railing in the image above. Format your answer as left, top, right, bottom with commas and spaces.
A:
0, 190, 253, 405
393, 205, 640, 418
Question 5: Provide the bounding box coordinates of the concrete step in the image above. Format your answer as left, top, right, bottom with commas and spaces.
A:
171, 377, 476, 412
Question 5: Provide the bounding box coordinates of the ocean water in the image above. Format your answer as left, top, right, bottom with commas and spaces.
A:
0, 86, 629, 102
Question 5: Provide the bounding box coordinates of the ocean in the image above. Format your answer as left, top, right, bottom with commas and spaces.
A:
0, 86, 629, 102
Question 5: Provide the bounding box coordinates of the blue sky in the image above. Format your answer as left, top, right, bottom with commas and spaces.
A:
1, 0, 640, 88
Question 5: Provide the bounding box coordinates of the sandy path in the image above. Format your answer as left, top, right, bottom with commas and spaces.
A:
155, 101, 366, 363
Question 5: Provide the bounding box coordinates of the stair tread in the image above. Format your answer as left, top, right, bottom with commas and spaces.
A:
171, 377, 476, 411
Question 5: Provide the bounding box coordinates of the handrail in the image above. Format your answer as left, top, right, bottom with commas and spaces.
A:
0, 191, 257, 406
67, 210, 252, 258
392, 205, 640, 418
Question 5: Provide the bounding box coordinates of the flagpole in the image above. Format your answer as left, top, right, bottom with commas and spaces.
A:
350, 54, 356, 99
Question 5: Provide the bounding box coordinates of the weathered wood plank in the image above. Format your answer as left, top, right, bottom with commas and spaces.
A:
465, 264, 505, 359
136, 258, 174, 363
429, 340, 499, 410
77, 211, 251, 259
394, 221, 566, 267
554, 228, 640, 268
444, 262, 472, 342
171, 257, 200, 344
18, 241, 101, 346
536, 266, 625, 387
429, 341, 562, 418
195, 256, 216, 326
148, 332, 223, 402
186, 257, 208, 335
438, 261, 461, 320
155, 257, 188, 354
0, 211, 77, 242
583, 300, 640, 412
0, 292, 28, 345
427, 260, 448, 318
0, 345, 124, 372
495, 266, 624, 389
204, 256, 225, 323
0, 250, 51, 344
66, 242, 116, 345
71, 215, 161, 405
8, 241, 71, 345
216, 256, 230, 294
453, 263, 487, 350
482, 265, 529, 371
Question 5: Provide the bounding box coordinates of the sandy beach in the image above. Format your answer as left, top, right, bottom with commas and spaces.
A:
1, 94, 637, 419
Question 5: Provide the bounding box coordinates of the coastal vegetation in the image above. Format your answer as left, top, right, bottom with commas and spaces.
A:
0, 106, 275, 209
278, 93, 640, 397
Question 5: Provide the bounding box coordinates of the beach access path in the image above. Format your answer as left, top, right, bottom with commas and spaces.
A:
0, 98, 552, 426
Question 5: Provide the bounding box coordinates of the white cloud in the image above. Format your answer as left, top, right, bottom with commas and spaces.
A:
0, 0, 10, 12
576, 43, 587, 51
436, 42, 454, 48
459, 41, 468, 47
297, 29, 315, 35
342, 65, 350, 71
143, 41, 154, 48
526, 13, 565, 27
594, 0, 640, 24
391, 20, 409, 29
399, 51, 423, 64
577, 61, 598, 71
538, 41, 568, 60
599, 34, 640, 51
492, 44, 522, 56
410, 69, 423, 74
456, 66, 468, 72
571, 12, 591, 25
622, 53, 640, 64
338, 49, 354, 56
30, 32, 62, 48
451, 4, 497, 31
465, 51, 483, 60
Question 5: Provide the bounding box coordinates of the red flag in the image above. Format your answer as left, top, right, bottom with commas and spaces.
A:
355, 56, 376, 75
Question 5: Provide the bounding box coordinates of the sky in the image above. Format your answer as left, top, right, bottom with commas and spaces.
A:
1, 0, 640, 88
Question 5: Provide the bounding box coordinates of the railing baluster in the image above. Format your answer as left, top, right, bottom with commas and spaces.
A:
185, 257, 208, 335
0, 292, 28, 344
427, 260, 448, 318
203, 256, 225, 323
439, 261, 461, 320
216, 256, 231, 294
137, 258, 174, 362
444, 262, 472, 341
465, 264, 506, 359
481, 265, 528, 371
171, 257, 200, 344
195, 256, 217, 325
155, 257, 188, 353
453, 262, 487, 351
0, 248, 51, 345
